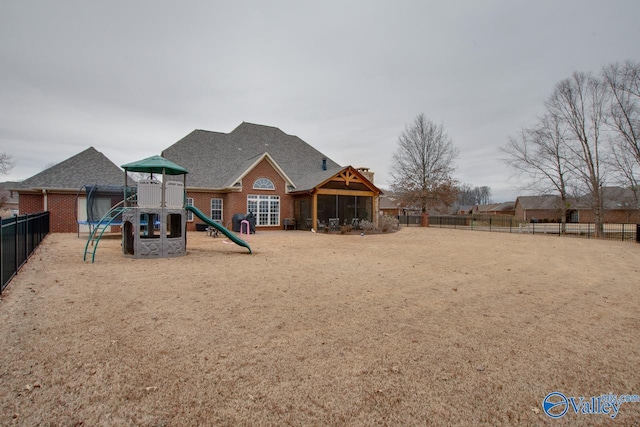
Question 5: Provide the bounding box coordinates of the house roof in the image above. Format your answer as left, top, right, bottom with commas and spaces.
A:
477, 203, 501, 213
569, 187, 639, 210
14, 147, 128, 191
516, 188, 639, 211
379, 194, 403, 210
487, 201, 515, 213
161, 122, 342, 190
0, 181, 20, 204
598, 187, 638, 209
515, 195, 561, 210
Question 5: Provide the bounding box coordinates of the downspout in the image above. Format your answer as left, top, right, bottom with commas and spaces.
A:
42, 189, 48, 211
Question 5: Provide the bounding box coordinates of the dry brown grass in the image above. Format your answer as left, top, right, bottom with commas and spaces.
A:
1, 228, 639, 426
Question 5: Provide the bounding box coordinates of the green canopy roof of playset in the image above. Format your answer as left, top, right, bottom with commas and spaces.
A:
121, 155, 188, 175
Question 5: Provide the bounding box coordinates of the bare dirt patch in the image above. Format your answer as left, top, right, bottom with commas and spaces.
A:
1, 228, 639, 425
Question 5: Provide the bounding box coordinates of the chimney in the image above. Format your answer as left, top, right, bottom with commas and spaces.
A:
322, 158, 327, 170
357, 167, 374, 183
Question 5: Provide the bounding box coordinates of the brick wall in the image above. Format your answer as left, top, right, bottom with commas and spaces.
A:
185, 191, 227, 231
48, 193, 78, 233
578, 209, 640, 224
18, 192, 78, 233
18, 193, 44, 215
185, 158, 294, 231
515, 206, 561, 222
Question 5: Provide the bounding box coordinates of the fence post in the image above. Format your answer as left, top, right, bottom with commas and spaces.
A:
25, 213, 29, 261
0, 216, 2, 295
421, 213, 429, 227
489, 217, 492, 231
637, 224, 640, 243
14, 215, 18, 276
622, 224, 625, 241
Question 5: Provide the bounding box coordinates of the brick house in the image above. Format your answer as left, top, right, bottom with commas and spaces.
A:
514, 188, 640, 223
13, 147, 128, 233
163, 122, 382, 231
378, 194, 404, 217
16, 122, 382, 233
514, 195, 563, 222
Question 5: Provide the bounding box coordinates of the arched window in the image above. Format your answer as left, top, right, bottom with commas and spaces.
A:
253, 178, 275, 190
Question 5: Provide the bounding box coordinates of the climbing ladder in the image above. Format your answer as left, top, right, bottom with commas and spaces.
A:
83, 203, 131, 263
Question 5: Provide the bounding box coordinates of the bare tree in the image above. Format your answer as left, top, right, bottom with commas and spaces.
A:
477, 186, 492, 205
602, 60, 640, 205
457, 183, 475, 205
390, 114, 459, 212
0, 152, 14, 175
502, 114, 573, 231
545, 72, 608, 236
602, 61, 640, 164
458, 184, 493, 205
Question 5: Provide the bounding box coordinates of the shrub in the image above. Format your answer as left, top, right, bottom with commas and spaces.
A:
359, 220, 376, 232
379, 215, 399, 233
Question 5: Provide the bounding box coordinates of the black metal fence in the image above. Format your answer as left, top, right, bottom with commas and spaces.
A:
397, 215, 423, 226
1, 212, 50, 294
426, 214, 638, 243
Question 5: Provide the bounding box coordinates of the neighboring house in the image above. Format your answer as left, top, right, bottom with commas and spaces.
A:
162, 122, 382, 231
514, 188, 640, 223
378, 193, 404, 216
453, 204, 475, 215
514, 195, 568, 223
13, 147, 128, 232
477, 202, 515, 216
0, 181, 20, 216
572, 187, 640, 223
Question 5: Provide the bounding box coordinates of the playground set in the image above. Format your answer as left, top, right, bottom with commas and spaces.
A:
81, 155, 251, 262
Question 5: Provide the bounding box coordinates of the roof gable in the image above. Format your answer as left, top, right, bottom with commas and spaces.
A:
18, 147, 126, 190
233, 152, 296, 189
289, 165, 382, 194
161, 122, 341, 189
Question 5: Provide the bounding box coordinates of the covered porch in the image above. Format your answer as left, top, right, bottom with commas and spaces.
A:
292, 167, 381, 231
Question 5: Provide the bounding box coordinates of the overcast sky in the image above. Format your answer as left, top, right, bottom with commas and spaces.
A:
1, 1, 639, 201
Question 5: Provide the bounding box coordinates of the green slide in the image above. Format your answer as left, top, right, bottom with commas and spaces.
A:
186, 205, 252, 254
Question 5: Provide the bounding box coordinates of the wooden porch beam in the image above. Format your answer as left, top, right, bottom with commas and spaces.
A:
316, 188, 376, 197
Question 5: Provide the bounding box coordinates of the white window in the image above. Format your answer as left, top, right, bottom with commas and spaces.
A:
211, 198, 223, 222
253, 178, 275, 190
186, 198, 194, 221
247, 195, 280, 226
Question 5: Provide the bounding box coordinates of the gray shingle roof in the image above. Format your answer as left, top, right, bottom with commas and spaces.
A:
517, 188, 639, 211
577, 187, 639, 209
16, 147, 127, 190
516, 195, 561, 210
161, 122, 342, 190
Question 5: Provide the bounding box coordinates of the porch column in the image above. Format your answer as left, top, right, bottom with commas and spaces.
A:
312, 193, 318, 230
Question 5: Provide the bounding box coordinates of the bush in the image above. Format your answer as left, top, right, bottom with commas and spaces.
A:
379, 215, 399, 233
359, 220, 376, 232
